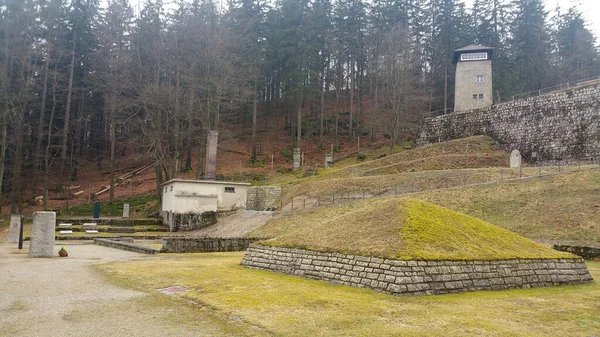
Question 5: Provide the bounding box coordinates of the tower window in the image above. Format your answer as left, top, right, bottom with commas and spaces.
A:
473, 94, 478, 100
224, 187, 235, 193
478, 94, 484, 99
461, 52, 488, 61
476, 75, 484, 82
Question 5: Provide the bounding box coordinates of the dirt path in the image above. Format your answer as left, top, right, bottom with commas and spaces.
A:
0, 242, 263, 337
190, 211, 274, 237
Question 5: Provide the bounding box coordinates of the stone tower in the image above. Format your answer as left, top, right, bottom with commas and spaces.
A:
453, 45, 494, 112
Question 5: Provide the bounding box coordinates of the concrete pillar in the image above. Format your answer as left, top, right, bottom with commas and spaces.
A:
123, 204, 130, 218
29, 211, 56, 258
7, 214, 22, 243
205, 130, 218, 180
293, 148, 301, 172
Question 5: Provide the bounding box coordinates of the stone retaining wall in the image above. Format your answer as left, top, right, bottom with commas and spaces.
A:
162, 237, 269, 253
417, 83, 600, 160
241, 244, 593, 296
554, 245, 600, 260
246, 186, 282, 211
160, 211, 217, 232
93, 238, 160, 254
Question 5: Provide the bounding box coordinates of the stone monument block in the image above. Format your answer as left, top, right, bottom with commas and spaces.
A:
205, 130, 219, 180
293, 148, 301, 172
510, 150, 521, 168
7, 214, 22, 243
325, 152, 333, 168
123, 203, 130, 218
29, 211, 56, 258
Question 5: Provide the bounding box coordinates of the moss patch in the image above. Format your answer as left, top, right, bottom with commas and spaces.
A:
253, 199, 573, 260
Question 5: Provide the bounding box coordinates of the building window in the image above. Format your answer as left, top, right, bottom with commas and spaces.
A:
170, 186, 173, 191
164, 186, 167, 193
473, 94, 478, 100
479, 94, 484, 99
461, 52, 488, 61
224, 187, 235, 193
476, 75, 484, 82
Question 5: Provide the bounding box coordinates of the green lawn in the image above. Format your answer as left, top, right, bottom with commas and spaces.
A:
98, 252, 600, 337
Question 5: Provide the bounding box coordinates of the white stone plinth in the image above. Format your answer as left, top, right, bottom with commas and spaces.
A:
7, 214, 22, 243
123, 203, 130, 218
29, 211, 56, 258
510, 150, 522, 168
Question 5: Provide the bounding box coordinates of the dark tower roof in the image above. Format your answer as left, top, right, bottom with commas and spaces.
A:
453, 45, 495, 63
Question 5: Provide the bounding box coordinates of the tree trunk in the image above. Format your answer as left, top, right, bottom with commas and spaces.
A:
251, 71, 258, 161
349, 59, 354, 138
59, 32, 76, 191
34, 48, 51, 196
319, 70, 325, 149
109, 98, 116, 203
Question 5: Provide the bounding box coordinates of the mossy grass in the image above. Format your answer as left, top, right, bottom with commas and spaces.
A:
98, 253, 600, 336
252, 199, 574, 260
299, 136, 503, 183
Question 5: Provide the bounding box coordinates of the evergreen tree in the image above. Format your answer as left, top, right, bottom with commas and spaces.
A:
553, 7, 599, 82
509, 0, 552, 93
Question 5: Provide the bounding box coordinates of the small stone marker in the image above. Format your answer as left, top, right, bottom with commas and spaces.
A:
85, 230, 99, 234
123, 203, 130, 218
157, 286, 189, 296
510, 150, 521, 168
325, 152, 333, 168
7, 214, 22, 243
58, 223, 72, 229
82, 223, 97, 230
29, 211, 56, 258
60, 230, 73, 235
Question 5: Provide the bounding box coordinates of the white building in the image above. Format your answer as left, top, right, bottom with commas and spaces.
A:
161, 179, 250, 214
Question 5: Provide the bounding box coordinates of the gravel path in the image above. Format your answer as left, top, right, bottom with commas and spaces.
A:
0, 242, 260, 337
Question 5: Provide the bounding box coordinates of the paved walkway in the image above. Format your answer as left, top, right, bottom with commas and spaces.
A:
0, 242, 261, 337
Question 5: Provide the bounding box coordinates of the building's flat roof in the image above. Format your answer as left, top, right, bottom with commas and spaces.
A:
161, 179, 251, 187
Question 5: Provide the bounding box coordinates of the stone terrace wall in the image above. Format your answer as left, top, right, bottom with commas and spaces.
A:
247, 186, 282, 211
163, 237, 269, 253
554, 245, 600, 260
160, 211, 217, 232
241, 244, 593, 296
417, 84, 600, 161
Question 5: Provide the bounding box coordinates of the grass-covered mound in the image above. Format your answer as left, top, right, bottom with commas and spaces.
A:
252, 199, 574, 260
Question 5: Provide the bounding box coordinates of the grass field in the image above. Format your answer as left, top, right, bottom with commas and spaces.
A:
414, 169, 600, 246
299, 136, 505, 182
253, 199, 573, 260
98, 252, 600, 337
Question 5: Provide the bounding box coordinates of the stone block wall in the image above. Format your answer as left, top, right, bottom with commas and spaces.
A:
246, 186, 282, 211
554, 245, 600, 260
162, 237, 269, 253
94, 238, 160, 254
418, 84, 600, 161
160, 211, 217, 232
241, 244, 593, 296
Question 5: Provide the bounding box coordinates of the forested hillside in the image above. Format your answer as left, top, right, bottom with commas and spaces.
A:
1, 0, 599, 213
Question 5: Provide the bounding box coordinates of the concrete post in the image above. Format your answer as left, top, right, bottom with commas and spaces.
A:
29, 211, 56, 258
205, 130, 218, 180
